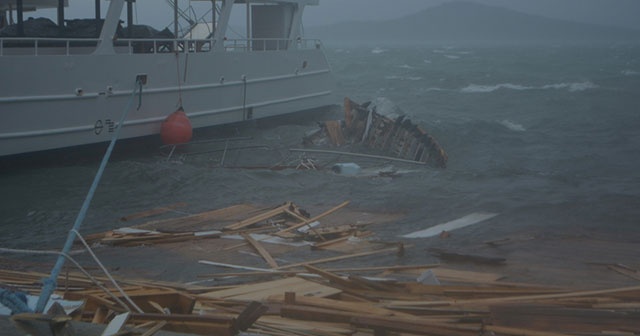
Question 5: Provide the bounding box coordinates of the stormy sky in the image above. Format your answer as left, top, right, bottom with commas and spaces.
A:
27, 0, 640, 31
304, 0, 640, 30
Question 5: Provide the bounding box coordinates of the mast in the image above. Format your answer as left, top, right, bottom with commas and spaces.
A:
94, 0, 125, 55
16, 0, 23, 36
213, 0, 233, 51
57, 0, 65, 26
95, 0, 101, 19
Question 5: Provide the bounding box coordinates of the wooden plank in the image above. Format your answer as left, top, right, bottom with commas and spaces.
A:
120, 202, 187, 221
325, 120, 346, 146
489, 304, 640, 333
198, 277, 341, 301
139, 321, 168, 336
607, 264, 640, 281
277, 201, 351, 234
432, 267, 505, 284
277, 246, 404, 270
302, 264, 357, 289
197, 264, 439, 279
241, 233, 278, 269
402, 212, 498, 238
135, 204, 255, 231
428, 248, 506, 265
351, 315, 480, 336
485, 324, 580, 336
280, 304, 358, 324
224, 203, 291, 231
256, 316, 354, 335
269, 294, 414, 318
385, 285, 640, 309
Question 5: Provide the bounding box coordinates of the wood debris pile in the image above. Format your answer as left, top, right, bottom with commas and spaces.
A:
2, 201, 640, 335
303, 98, 448, 168
81, 200, 371, 251
2, 265, 640, 335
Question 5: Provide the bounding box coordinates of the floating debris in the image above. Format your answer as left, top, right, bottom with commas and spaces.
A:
303, 97, 448, 168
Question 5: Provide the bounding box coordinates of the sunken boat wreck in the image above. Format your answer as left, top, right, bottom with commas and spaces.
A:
303, 98, 448, 169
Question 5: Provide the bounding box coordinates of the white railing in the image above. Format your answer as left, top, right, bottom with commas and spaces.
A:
0, 37, 323, 56
0, 37, 101, 56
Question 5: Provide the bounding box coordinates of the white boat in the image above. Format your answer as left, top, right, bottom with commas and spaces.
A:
0, 0, 334, 157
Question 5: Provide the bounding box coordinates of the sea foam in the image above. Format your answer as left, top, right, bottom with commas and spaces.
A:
461, 81, 598, 93
499, 120, 526, 132
461, 83, 530, 93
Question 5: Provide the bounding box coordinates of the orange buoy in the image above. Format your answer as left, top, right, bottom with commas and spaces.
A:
160, 108, 192, 145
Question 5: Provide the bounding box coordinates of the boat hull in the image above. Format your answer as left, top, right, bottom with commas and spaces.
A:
0, 48, 334, 156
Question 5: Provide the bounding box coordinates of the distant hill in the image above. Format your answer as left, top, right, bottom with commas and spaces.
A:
306, 1, 640, 45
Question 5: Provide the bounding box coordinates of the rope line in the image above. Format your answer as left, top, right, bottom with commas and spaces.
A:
0, 247, 131, 313
71, 229, 144, 313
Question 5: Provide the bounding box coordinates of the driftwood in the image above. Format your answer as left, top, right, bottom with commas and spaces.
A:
4, 198, 639, 336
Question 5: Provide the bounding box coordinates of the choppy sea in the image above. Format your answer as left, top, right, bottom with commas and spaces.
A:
1, 43, 640, 255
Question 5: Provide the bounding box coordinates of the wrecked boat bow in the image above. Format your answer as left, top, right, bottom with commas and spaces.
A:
303, 97, 448, 168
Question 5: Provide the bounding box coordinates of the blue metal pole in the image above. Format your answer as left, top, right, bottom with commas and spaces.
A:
35, 79, 142, 313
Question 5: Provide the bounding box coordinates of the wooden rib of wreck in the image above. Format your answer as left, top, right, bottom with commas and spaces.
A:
304, 97, 448, 168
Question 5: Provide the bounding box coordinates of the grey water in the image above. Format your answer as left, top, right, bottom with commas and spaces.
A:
2, 43, 640, 255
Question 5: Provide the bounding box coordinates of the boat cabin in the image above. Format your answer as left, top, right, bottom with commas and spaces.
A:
0, 0, 320, 55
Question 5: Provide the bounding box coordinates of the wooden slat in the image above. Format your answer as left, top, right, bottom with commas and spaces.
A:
489, 303, 640, 333
277, 201, 351, 234
241, 233, 278, 269
302, 264, 357, 289
277, 246, 404, 270
224, 203, 291, 231
198, 277, 341, 301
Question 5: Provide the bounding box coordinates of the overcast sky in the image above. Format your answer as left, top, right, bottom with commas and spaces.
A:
29, 0, 640, 31
304, 0, 640, 30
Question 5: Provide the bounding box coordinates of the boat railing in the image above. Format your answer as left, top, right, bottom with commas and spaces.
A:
0, 37, 102, 56
223, 38, 323, 52
0, 37, 323, 56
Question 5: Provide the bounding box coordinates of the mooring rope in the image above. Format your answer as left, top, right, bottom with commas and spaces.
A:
71, 229, 144, 313
34, 77, 144, 313
0, 247, 132, 313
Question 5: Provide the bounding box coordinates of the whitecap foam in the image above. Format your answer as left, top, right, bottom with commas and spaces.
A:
423, 59, 432, 64
461, 83, 531, 93
385, 75, 423, 81
499, 120, 526, 132
542, 81, 598, 92
371, 47, 386, 54
421, 87, 445, 92
445, 55, 460, 60
462, 81, 598, 93
396, 64, 415, 69
622, 69, 639, 76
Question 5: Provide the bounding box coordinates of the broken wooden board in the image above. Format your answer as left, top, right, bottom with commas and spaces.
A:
402, 212, 498, 238
197, 276, 342, 302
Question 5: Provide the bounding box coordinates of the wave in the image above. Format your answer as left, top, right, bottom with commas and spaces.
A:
461, 83, 531, 93
461, 81, 598, 93
541, 81, 598, 92
445, 55, 461, 60
396, 64, 415, 69
420, 87, 445, 92
622, 69, 640, 76
499, 120, 526, 132
385, 75, 423, 81
371, 47, 387, 54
